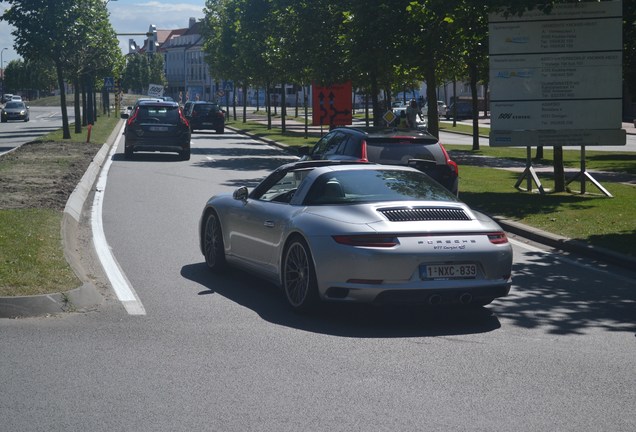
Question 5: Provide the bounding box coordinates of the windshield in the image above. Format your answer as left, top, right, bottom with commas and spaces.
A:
304, 169, 457, 205
136, 105, 179, 123
5, 102, 24, 109
193, 104, 220, 114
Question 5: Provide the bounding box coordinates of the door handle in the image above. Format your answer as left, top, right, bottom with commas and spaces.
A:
263, 220, 275, 228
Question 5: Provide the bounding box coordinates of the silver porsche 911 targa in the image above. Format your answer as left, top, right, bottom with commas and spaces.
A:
199, 160, 512, 312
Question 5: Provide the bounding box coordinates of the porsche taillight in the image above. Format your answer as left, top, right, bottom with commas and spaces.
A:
487, 232, 509, 244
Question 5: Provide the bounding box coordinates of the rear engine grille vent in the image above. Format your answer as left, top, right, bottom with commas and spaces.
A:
379, 207, 471, 222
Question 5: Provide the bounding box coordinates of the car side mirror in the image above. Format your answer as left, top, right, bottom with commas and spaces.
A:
233, 186, 248, 201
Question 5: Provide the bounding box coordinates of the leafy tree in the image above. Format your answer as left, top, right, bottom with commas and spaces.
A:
405, 0, 457, 137
63, 0, 121, 131
3, 0, 120, 139
449, 0, 490, 149
122, 52, 166, 95
341, 0, 412, 126
3, 58, 56, 98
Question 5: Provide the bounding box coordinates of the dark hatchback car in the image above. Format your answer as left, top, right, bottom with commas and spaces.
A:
1, 101, 30, 122
186, 101, 225, 133
300, 127, 458, 195
124, 100, 191, 160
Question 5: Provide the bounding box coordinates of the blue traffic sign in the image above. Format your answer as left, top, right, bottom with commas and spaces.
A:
104, 77, 115, 90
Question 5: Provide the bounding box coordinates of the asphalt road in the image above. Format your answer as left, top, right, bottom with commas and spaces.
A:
1, 127, 635, 431
0, 105, 75, 156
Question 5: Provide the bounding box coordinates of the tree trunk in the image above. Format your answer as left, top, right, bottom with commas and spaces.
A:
452, 79, 457, 127
74, 77, 82, 134
483, 82, 489, 117
469, 62, 480, 150
370, 74, 380, 127
553, 147, 566, 192
81, 76, 87, 127
87, 76, 95, 125
281, 82, 286, 133
266, 83, 272, 130
56, 61, 71, 139
242, 83, 247, 123
425, 61, 439, 138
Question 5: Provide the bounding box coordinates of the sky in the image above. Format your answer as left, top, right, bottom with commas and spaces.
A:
0, 1, 205, 67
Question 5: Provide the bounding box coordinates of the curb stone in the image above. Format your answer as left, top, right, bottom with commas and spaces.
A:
0, 121, 123, 319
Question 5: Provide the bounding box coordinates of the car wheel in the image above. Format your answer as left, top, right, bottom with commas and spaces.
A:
180, 150, 190, 161
203, 211, 226, 272
283, 237, 319, 312
216, 127, 224, 134
124, 147, 133, 159
1, 118, 6, 123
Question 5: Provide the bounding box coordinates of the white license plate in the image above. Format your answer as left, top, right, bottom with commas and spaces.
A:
149, 126, 168, 132
421, 264, 477, 280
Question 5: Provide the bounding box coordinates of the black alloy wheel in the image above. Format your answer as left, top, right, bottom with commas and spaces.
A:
203, 211, 226, 272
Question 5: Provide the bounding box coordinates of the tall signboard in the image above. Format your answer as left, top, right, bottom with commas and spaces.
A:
312, 82, 353, 127
489, 1, 626, 148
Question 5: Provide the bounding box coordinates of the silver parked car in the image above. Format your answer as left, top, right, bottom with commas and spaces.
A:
199, 161, 512, 312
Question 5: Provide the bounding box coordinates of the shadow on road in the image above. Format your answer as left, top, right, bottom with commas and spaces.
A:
181, 246, 636, 337
489, 248, 636, 335
180, 262, 501, 338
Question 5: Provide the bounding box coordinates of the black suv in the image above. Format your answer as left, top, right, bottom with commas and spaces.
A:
186, 101, 225, 133
300, 127, 458, 195
124, 100, 191, 160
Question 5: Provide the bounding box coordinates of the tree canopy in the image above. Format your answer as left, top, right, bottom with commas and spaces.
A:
2, 0, 122, 137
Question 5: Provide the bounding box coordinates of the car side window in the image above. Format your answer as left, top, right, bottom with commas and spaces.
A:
311, 131, 337, 156
339, 136, 360, 157
257, 170, 309, 203
323, 132, 348, 156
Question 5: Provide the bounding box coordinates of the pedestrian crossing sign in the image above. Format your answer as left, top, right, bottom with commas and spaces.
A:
104, 77, 115, 90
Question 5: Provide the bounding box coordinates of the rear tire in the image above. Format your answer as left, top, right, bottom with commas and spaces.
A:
283, 237, 319, 313
180, 150, 190, 161
124, 147, 133, 159
216, 127, 224, 134
203, 211, 226, 272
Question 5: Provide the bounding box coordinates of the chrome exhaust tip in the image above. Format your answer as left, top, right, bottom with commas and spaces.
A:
428, 294, 442, 305
459, 293, 473, 304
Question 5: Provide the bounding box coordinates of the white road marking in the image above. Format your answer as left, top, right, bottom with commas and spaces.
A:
91, 124, 146, 315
